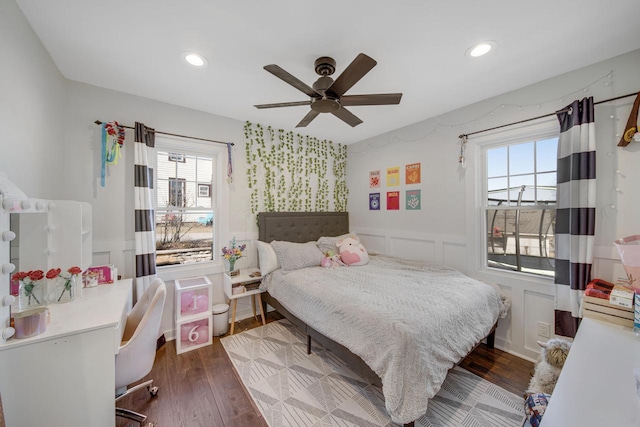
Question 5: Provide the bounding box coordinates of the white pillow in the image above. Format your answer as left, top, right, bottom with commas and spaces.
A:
270, 240, 323, 272
256, 240, 280, 276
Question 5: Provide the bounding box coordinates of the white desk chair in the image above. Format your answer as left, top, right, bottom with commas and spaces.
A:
115, 278, 167, 426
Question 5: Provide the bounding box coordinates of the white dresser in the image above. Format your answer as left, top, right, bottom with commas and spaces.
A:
541, 317, 640, 426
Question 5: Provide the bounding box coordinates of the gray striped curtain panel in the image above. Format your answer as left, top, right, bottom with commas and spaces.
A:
554, 97, 596, 338
134, 122, 157, 299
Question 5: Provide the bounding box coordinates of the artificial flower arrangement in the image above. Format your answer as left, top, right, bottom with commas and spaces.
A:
47, 266, 82, 302
11, 270, 44, 307
221, 237, 246, 275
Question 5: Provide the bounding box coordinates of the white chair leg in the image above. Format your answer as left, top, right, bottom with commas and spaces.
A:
115, 379, 158, 426
115, 379, 155, 403
115, 407, 147, 426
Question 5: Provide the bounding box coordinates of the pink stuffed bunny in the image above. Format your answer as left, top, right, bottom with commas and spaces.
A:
336, 236, 369, 266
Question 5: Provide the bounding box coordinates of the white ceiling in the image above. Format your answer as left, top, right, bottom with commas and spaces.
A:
16, 0, 640, 144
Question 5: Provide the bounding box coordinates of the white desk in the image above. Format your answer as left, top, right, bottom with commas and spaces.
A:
0, 279, 132, 427
541, 317, 640, 426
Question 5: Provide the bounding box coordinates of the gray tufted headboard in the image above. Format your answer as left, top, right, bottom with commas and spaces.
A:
257, 212, 349, 243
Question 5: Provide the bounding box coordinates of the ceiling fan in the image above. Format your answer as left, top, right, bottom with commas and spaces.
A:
254, 53, 402, 128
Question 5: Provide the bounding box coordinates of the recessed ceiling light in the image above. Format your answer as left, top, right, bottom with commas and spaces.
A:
183, 52, 207, 67
466, 41, 497, 58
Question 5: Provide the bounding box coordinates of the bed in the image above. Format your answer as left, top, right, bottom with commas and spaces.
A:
257, 212, 502, 426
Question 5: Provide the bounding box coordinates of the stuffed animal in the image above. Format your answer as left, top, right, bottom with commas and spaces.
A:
321, 251, 345, 268
336, 236, 369, 266
526, 338, 572, 395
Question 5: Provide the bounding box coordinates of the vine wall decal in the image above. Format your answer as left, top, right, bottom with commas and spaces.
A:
243, 121, 348, 216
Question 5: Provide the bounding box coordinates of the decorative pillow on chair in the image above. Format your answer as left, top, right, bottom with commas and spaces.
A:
270, 240, 323, 272
256, 240, 280, 276
336, 236, 369, 266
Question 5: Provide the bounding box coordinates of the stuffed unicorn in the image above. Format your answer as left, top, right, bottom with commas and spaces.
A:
336, 236, 369, 266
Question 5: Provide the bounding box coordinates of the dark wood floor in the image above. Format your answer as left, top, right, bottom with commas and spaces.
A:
1, 312, 534, 427
113, 312, 533, 427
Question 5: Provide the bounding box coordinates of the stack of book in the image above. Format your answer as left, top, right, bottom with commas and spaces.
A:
583, 279, 634, 327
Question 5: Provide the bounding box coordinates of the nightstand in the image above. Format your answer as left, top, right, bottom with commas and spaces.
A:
223, 269, 266, 335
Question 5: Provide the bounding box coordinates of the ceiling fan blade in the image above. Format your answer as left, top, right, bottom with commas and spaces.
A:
264, 64, 320, 98
332, 106, 363, 127
340, 93, 403, 106
296, 110, 320, 127
326, 53, 377, 97
254, 100, 311, 109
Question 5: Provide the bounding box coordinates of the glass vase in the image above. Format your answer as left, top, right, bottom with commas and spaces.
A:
228, 259, 239, 276
52, 276, 77, 304
18, 280, 45, 310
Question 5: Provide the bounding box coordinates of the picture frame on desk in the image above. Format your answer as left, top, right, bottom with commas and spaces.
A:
83, 265, 116, 285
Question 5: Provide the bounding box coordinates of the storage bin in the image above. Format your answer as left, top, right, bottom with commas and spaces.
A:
212, 303, 229, 336
583, 295, 634, 327
176, 316, 212, 354
14, 307, 48, 338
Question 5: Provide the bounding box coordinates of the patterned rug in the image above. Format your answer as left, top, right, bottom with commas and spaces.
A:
221, 320, 525, 427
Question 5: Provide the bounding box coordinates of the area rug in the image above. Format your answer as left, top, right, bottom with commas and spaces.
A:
221, 319, 525, 427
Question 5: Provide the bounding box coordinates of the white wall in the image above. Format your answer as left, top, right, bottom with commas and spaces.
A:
61, 81, 262, 336
0, 0, 67, 199
347, 49, 640, 361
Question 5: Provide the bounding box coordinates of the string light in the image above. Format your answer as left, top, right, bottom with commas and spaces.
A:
603, 71, 619, 219
348, 70, 623, 155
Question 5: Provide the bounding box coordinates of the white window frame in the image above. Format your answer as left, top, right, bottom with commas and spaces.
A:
153, 136, 229, 280
467, 118, 559, 281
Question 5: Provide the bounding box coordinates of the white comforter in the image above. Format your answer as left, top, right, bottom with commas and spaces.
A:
261, 254, 501, 424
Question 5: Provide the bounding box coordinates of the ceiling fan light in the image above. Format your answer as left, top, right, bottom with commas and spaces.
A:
467, 41, 496, 58
183, 52, 207, 67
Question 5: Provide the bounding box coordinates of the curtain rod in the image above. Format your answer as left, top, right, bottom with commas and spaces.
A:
459, 91, 639, 139
94, 120, 234, 146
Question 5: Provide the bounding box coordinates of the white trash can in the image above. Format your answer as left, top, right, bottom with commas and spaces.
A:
212, 303, 230, 336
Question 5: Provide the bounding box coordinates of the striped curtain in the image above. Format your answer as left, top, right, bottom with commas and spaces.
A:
134, 122, 157, 299
554, 97, 596, 338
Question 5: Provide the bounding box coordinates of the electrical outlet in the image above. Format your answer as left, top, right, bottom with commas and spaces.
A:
537, 321, 550, 338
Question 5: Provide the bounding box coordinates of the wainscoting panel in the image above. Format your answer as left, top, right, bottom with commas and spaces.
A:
389, 236, 436, 262
523, 290, 554, 353
442, 242, 467, 273
359, 233, 386, 255
357, 228, 465, 266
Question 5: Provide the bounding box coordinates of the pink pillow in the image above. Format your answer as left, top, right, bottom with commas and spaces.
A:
337, 236, 369, 266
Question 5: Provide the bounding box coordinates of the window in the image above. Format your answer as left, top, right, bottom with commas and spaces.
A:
484, 136, 558, 277
169, 178, 186, 207
155, 145, 218, 267
198, 184, 211, 198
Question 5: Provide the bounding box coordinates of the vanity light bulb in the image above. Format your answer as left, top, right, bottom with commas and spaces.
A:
1, 263, 15, 275
2, 231, 16, 242
20, 200, 31, 210
2, 295, 15, 307
36, 201, 47, 210
2, 327, 15, 340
